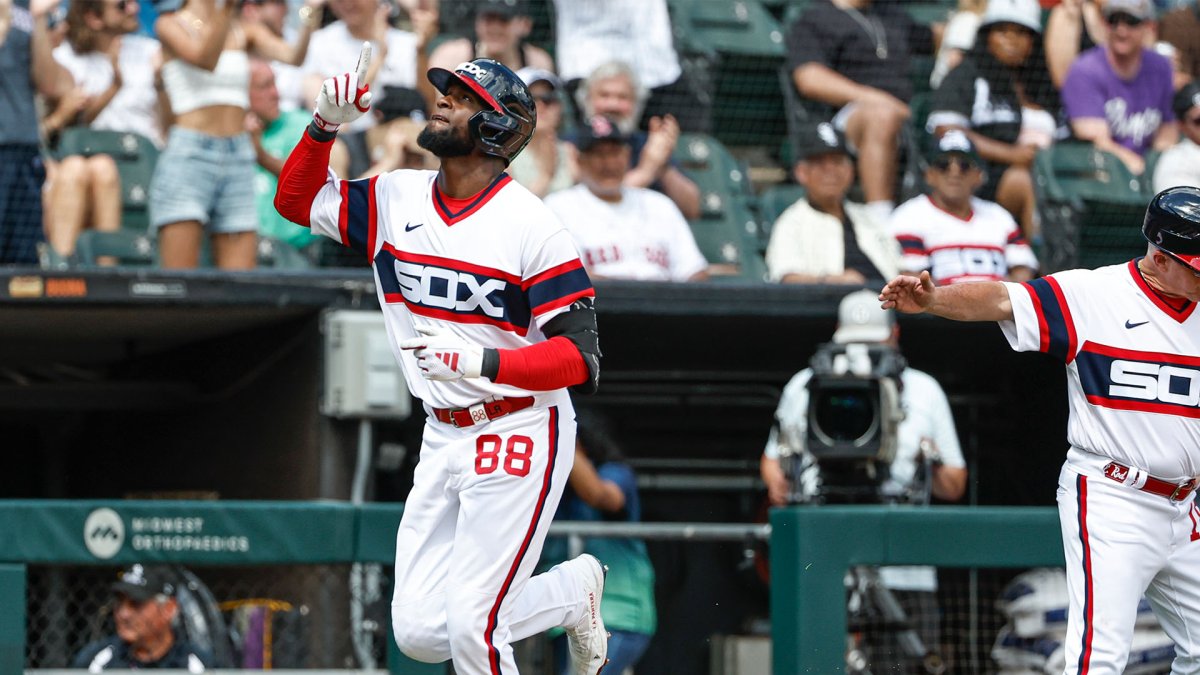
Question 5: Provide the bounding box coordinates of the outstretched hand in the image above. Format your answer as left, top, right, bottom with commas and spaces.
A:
879, 271, 937, 314
313, 41, 373, 132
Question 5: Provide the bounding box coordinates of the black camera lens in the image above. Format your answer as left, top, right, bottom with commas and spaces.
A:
813, 390, 876, 443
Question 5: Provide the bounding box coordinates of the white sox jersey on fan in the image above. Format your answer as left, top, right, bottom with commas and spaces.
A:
891, 195, 1038, 284
304, 168, 594, 409
544, 184, 708, 282
1000, 260, 1200, 673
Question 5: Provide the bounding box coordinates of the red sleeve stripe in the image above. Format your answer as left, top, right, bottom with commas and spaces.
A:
338, 180, 351, 248
367, 175, 379, 261
522, 258, 585, 290
1023, 281, 1051, 355
532, 288, 595, 318
1047, 276, 1078, 363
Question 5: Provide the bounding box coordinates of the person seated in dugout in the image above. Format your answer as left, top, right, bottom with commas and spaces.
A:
72, 564, 215, 671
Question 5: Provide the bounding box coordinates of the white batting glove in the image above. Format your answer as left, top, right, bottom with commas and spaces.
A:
313, 41, 373, 133
399, 326, 484, 381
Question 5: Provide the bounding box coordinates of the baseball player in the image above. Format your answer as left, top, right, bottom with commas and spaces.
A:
274, 46, 608, 675
880, 185, 1200, 674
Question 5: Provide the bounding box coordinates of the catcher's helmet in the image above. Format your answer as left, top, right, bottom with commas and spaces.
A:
427, 59, 536, 165
1143, 186, 1200, 273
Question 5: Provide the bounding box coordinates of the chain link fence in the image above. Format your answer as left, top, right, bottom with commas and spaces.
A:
26, 563, 391, 670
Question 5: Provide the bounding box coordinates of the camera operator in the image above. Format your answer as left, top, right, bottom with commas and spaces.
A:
760, 289, 966, 673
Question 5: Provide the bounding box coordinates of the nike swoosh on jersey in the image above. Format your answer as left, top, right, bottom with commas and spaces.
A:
1124, 319, 1149, 329
404, 222, 424, 232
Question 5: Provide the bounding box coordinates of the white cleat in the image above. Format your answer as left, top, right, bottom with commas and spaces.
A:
564, 553, 609, 675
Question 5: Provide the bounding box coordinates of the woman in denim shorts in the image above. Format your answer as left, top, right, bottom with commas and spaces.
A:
150, 0, 324, 268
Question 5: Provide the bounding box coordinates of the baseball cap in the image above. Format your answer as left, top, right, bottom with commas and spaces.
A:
794, 122, 850, 162
928, 129, 981, 166
979, 0, 1042, 34
832, 290, 896, 344
1102, 0, 1155, 21
477, 0, 525, 18
573, 115, 628, 152
1173, 81, 1200, 120
111, 564, 175, 601
516, 67, 562, 92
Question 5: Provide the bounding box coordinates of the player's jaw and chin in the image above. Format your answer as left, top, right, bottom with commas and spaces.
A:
417, 122, 475, 159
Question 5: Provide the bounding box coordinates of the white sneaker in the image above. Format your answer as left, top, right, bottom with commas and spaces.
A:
564, 553, 608, 675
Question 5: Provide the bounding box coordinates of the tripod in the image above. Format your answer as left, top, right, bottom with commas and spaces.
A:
845, 566, 946, 675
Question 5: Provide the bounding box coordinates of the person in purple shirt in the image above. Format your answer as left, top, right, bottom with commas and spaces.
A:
1061, 0, 1178, 176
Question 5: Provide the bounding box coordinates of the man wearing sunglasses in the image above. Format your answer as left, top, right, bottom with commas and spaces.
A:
889, 130, 1038, 285
1062, 0, 1178, 176
1153, 81, 1200, 194
881, 185, 1200, 675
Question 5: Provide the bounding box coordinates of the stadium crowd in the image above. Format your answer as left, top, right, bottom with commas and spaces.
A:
0, 0, 1196, 275
7, 1, 1200, 671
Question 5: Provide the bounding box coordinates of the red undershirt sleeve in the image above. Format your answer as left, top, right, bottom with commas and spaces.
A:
274, 127, 335, 227
492, 336, 589, 391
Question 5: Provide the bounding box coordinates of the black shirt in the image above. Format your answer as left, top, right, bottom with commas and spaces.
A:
786, 0, 934, 104
72, 635, 214, 671
930, 58, 1023, 147
841, 213, 885, 282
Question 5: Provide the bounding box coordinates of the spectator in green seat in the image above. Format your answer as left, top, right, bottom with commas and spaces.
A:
1153, 82, 1200, 193
573, 60, 700, 221
927, 0, 1060, 240
246, 56, 323, 255
1061, 0, 1178, 176
545, 114, 709, 282
765, 122, 900, 286
786, 0, 938, 224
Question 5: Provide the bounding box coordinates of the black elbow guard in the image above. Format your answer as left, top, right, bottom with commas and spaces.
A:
543, 297, 601, 394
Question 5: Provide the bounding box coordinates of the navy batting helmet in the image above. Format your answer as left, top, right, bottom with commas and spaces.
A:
427, 59, 536, 165
1143, 186, 1200, 273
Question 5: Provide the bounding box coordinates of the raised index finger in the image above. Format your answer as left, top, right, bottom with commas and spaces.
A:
355, 41, 372, 84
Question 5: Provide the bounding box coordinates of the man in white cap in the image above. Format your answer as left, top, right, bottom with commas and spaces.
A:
760, 289, 966, 671
1062, 0, 1178, 176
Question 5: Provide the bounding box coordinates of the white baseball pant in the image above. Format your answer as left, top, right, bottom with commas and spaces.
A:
1057, 449, 1200, 674
390, 403, 590, 674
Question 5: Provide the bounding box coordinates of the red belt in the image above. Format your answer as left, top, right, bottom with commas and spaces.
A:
1104, 461, 1198, 502
432, 396, 535, 428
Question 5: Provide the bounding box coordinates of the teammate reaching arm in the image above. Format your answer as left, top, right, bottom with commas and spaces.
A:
275, 47, 608, 675
880, 186, 1200, 674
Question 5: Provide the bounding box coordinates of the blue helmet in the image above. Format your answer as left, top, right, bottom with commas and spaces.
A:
427, 59, 536, 165
1143, 186, 1200, 273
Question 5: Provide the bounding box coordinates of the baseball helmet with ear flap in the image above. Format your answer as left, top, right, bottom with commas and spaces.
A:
1143, 186, 1200, 273
426, 58, 537, 165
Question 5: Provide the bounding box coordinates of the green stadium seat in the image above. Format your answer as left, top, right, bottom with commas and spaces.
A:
674, 132, 753, 202
689, 196, 770, 282
72, 229, 156, 267
669, 0, 787, 147
257, 237, 315, 270
53, 128, 159, 232
1034, 142, 1152, 272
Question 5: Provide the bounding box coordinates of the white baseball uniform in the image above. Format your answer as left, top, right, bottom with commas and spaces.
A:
890, 195, 1038, 284
1000, 260, 1200, 673
302, 166, 598, 673
544, 184, 708, 282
